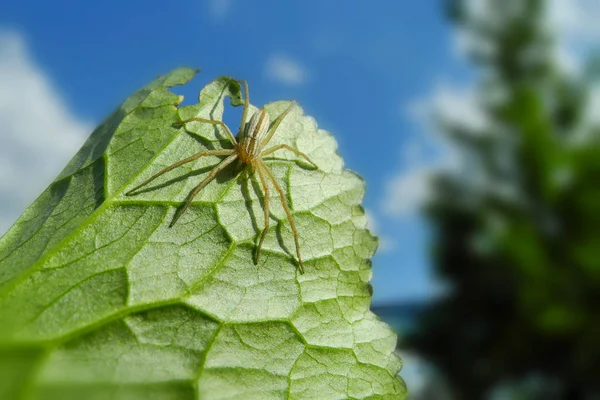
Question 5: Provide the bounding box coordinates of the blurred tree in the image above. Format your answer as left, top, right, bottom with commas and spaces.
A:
406, 0, 600, 398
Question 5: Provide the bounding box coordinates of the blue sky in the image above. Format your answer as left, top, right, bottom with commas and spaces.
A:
1, 1, 597, 304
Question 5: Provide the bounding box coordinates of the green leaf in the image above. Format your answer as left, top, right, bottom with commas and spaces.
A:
0, 68, 406, 399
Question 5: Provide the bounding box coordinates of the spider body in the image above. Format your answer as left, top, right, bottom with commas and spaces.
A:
126, 80, 316, 273
237, 109, 271, 167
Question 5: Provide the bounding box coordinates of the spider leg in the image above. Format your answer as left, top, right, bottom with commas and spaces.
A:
258, 159, 305, 274
254, 162, 271, 265
126, 149, 234, 195
261, 102, 296, 148
170, 153, 238, 227
176, 117, 238, 145
260, 144, 318, 169
235, 79, 250, 136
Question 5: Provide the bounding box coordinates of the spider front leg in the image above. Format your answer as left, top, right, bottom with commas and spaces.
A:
235, 79, 250, 135
175, 117, 238, 145
126, 149, 235, 195
258, 160, 305, 274
260, 102, 296, 148
260, 144, 318, 169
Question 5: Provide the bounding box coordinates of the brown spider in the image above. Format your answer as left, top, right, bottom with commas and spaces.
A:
126, 79, 317, 273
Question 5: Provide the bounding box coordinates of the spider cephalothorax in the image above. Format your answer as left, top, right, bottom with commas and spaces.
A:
126, 79, 317, 273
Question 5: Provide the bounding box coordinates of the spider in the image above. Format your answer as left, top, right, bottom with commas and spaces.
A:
126, 79, 317, 274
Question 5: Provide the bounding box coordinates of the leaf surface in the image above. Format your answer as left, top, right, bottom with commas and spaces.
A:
0, 68, 406, 399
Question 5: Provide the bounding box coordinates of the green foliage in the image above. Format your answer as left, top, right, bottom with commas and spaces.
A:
0, 68, 406, 399
408, 0, 600, 398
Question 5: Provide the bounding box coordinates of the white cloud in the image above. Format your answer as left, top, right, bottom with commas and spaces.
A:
384, 83, 482, 218
546, 0, 600, 73
407, 83, 490, 135
265, 54, 307, 86
553, 43, 580, 74
208, 0, 232, 21
0, 31, 91, 235
452, 0, 600, 74
548, 0, 600, 40
383, 166, 434, 217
